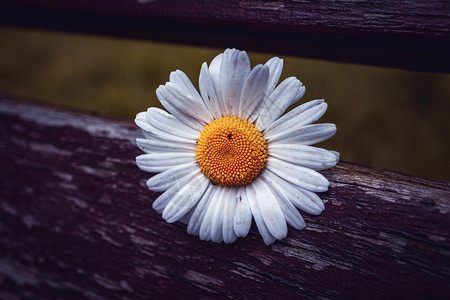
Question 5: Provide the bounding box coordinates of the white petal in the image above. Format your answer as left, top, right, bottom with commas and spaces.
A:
261, 171, 306, 230
136, 112, 197, 144
162, 172, 209, 223
146, 162, 198, 192
208, 53, 225, 116
233, 187, 252, 237
156, 85, 205, 131
199, 62, 222, 119
168, 71, 214, 123
136, 152, 196, 173
141, 130, 195, 146
141, 130, 153, 140
266, 157, 329, 192
210, 188, 225, 243
145, 107, 200, 140
296, 187, 325, 212
268, 144, 339, 171
291, 83, 306, 106
187, 185, 216, 236
256, 77, 304, 131
207, 188, 226, 243
247, 57, 283, 124
267, 123, 337, 145
136, 138, 196, 154
199, 187, 224, 242
222, 187, 238, 244
330, 150, 340, 160
264, 99, 326, 136
220, 49, 251, 116
178, 203, 198, 224
262, 169, 324, 215
198, 186, 221, 241
239, 64, 270, 120
217, 49, 234, 116
169, 70, 210, 118
163, 82, 213, 124
264, 57, 284, 96
152, 192, 172, 214
135, 111, 152, 131
246, 185, 276, 245
152, 169, 199, 213
252, 178, 287, 240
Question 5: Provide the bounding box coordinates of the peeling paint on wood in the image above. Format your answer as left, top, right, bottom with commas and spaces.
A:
0, 97, 449, 298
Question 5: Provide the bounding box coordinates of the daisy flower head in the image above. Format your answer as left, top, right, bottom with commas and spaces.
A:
135, 48, 339, 245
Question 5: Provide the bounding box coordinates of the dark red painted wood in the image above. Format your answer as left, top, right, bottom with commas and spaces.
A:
0, 0, 449, 72
0, 97, 449, 299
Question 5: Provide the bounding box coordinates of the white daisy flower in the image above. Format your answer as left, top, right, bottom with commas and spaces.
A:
135, 48, 339, 245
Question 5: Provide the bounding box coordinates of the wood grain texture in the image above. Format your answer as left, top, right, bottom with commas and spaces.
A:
0, 0, 449, 72
0, 98, 449, 298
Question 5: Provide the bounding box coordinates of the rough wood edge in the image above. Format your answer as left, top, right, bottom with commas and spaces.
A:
0, 0, 449, 72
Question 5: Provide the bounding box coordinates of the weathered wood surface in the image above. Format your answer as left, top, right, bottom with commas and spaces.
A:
0, 97, 449, 299
0, 0, 449, 72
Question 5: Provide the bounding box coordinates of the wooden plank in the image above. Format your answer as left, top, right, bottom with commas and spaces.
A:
0, 0, 449, 72
0, 97, 449, 298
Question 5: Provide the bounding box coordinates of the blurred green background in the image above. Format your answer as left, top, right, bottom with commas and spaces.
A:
0, 27, 449, 181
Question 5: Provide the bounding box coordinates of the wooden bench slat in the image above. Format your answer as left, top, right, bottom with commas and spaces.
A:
0, 98, 449, 298
0, 0, 449, 72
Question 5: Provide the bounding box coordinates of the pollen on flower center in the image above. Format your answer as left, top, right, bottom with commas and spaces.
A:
196, 116, 268, 187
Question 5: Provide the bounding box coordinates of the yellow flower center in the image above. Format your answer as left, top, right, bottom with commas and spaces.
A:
196, 116, 268, 187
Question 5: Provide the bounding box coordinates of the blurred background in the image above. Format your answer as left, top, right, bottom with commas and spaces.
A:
0, 27, 449, 181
